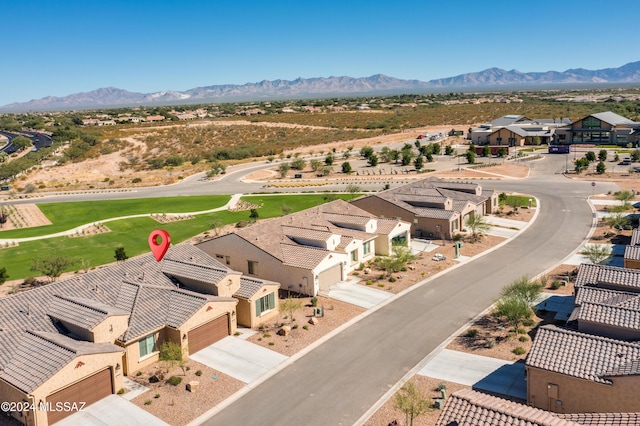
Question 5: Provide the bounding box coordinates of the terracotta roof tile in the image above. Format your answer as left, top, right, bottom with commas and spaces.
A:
577, 302, 640, 331
526, 325, 640, 384
234, 276, 279, 300
435, 389, 581, 426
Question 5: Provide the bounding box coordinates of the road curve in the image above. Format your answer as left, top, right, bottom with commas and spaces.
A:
204, 175, 615, 426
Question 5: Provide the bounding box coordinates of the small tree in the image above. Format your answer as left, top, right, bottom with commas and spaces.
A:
596, 161, 606, 174
249, 209, 260, 221
209, 219, 223, 236
346, 184, 360, 195
114, 246, 128, 262
598, 149, 608, 162
497, 147, 508, 158
582, 244, 611, 265
279, 297, 303, 323
495, 296, 532, 330
360, 146, 374, 159
324, 154, 334, 166
482, 145, 491, 157
310, 159, 323, 173
605, 213, 630, 232
159, 341, 186, 374
278, 163, 290, 178
290, 157, 306, 170
0, 267, 8, 285
614, 190, 634, 209
341, 161, 353, 174
465, 214, 490, 242
393, 382, 430, 426
31, 255, 77, 282
585, 151, 596, 162
414, 155, 424, 171
445, 145, 454, 155
465, 150, 476, 164
501, 276, 543, 306
0, 208, 8, 228
367, 154, 379, 167
401, 150, 413, 166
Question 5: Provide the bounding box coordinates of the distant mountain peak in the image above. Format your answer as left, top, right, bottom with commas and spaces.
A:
2, 61, 639, 112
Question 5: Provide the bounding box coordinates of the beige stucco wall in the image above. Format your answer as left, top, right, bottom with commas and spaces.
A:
179, 273, 241, 297
198, 234, 338, 296
180, 300, 237, 357
527, 366, 640, 413
237, 284, 281, 328
121, 328, 168, 375
32, 353, 123, 426
488, 128, 525, 146
92, 315, 130, 343
352, 197, 457, 239
0, 379, 37, 426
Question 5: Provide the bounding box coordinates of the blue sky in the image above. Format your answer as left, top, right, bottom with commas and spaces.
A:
1, 0, 639, 105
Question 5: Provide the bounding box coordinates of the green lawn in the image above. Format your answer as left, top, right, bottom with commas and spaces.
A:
0, 193, 358, 281
500, 194, 537, 208
0, 195, 231, 238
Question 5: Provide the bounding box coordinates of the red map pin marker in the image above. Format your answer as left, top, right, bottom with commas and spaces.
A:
148, 229, 171, 262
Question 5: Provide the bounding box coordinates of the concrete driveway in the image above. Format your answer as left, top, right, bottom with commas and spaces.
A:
189, 336, 288, 384
325, 281, 393, 309
417, 349, 526, 400
55, 394, 169, 426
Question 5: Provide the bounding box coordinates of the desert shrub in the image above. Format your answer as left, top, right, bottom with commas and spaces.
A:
512, 346, 526, 355
303, 325, 309, 330
149, 375, 160, 383
465, 329, 479, 338
236, 220, 248, 228
366, 279, 374, 285
117, 388, 125, 395
485, 339, 495, 349
550, 280, 562, 290
388, 276, 397, 283
516, 327, 527, 334
136, 371, 143, 377
132, 177, 142, 183
519, 335, 529, 342
154, 394, 160, 399
195, 370, 202, 377
268, 342, 275, 346
310, 296, 318, 307
144, 400, 152, 406
263, 333, 271, 338
167, 376, 182, 386
522, 318, 535, 327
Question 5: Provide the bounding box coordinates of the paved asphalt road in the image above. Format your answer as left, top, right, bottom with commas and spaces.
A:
203, 156, 619, 426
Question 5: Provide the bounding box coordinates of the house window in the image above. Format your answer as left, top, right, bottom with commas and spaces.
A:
392, 235, 407, 245
215, 254, 224, 260
248, 260, 258, 275
350, 251, 358, 263
225, 256, 230, 265
255, 292, 275, 316
363, 241, 371, 255
138, 334, 156, 357
582, 116, 601, 129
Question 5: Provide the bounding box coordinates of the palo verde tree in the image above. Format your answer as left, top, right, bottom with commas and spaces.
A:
581, 244, 611, 265
393, 382, 430, 426
279, 297, 303, 323
31, 255, 78, 282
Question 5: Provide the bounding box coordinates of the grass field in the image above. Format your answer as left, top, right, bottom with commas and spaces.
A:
0, 193, 358, 281
501, 194, 537, 208
0, 195, 231, 238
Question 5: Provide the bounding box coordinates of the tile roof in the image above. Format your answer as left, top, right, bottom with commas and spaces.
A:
435, 389, 580, 426
48, 295, 129, 330
234, 276, 279, 300
362, 177, 489, 220
526, 325, 640, 384
631, 228, 640, 246
576, 302, 640, 332
161, 258, 239, 286
210, 199, 404, 270
375, 218, 408, 235
624, 245, 640, 261
575, 263, 640, 292
0, 244, 237, 393
0, 331, 122, 393
557, 412, 640, 425
574, 286, 639, 307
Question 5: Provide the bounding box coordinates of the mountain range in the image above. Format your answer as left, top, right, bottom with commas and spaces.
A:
3, 61, 640, 112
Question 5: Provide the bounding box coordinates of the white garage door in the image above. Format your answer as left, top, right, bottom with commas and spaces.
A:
318, 264, 342, 290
